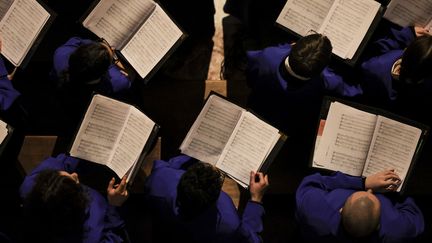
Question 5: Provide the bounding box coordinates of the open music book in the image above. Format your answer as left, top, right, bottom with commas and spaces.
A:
312, 97, 429, 193
82, 0, 186, 81
276, 0, 382, 62
0, 119, 13, 157
69, 94, 160, 184
0, 0, 54, 67
180, 93, 286, 188
384, 0, 432, 31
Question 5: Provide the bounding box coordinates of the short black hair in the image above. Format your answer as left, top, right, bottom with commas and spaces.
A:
68, 42, 111, 84
400, 35, 432, 85
177, 162, 224, 220
289, 34, 332, 78
21, 170, 88, 243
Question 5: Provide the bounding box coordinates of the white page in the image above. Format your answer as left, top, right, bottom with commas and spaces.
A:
82, 0, 155, 47
384, 0, 432, 29
70, 95, 129, 169
314, 102, 377, 176
180, 95, 244, 165
120, 4, 183, 79
216, 112, 280, 187
0, 0, 13, 20
276, 0, 334, 36
362, 116, 422, 191
318, 0, 380, 59
0, 120, 7, 144
109, 106, 155, 178
0, 0, 50, 66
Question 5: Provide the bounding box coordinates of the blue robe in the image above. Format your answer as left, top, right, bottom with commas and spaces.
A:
246, 43, 362, 135
0, 57, 20, 112
361, 27, 416, 103
19, 154, 125, 243
145, 155, 265, 243
296, 172, 424, 243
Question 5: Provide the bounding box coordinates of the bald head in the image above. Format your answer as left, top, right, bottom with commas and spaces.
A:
341, 191, 381, 238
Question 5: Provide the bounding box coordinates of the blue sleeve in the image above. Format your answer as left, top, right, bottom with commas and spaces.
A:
19, 154, 80, 198
246, 43, 291, 88
374, 26, 416, 54
297, 172, 363, 195
237, 201, 265, 243
152, 155, 195, 170
99, 205, 126, 243
0, 57, 20, 111
381, 197, 424, 243
321, 68, 363, 97
106, 65, 130, 93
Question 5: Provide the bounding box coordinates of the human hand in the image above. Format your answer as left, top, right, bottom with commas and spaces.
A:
249, 171, 269, 203
365, 169, 401, 193
107, 176, 129, 206
414, 26, 430, 37
8, 67, 17, 80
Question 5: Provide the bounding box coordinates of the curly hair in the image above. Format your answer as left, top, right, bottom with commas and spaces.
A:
177, 162, 224, 220
21, 169, 89, 243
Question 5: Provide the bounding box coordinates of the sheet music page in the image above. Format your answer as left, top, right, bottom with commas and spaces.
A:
314, 102, 377, 176
82, 0, 155, 47
215, 112, 280, 187
109, 107, 155, 178
120, 4, 183, 79
362, 116, 422, 191
0, 0, 50, 66
70, 95, 129, 169
180, 95, 244, 165
318, 0, 380, 59
276, 0, 334, 36
0, 0, 13, 20
384, 0, 432, 29
0, 120, 8, 144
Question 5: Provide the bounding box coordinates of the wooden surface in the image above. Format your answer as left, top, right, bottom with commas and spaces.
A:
17, 136, 58, 175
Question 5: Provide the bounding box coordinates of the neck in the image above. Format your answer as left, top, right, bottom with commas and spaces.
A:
284, 56, 310, 81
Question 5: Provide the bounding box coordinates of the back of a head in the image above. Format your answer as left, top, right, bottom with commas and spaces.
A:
21, 170, 88, 243
341, 192, 381, 239
177, 162, 224, 220
289, 34, 333, 78
68, 42, 111, 85
400, 35, 432, 85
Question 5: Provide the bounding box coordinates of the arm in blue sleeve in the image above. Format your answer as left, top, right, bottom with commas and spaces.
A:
99, 205, 126, 243
374, 26, 416, 54
321, 68, 363, 97
0, 57, 20, 111
106, 65, 131, 93
383, 197, 425, 242
236, 201, 265, 243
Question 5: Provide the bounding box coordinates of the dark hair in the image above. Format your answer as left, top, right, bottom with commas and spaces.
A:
68, 42, 111, 85
177, 162, 224, 220
400, 35, 432, 85
289, 34, 332, 78
341, 194, 380, 238
21, 170, 88, 243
